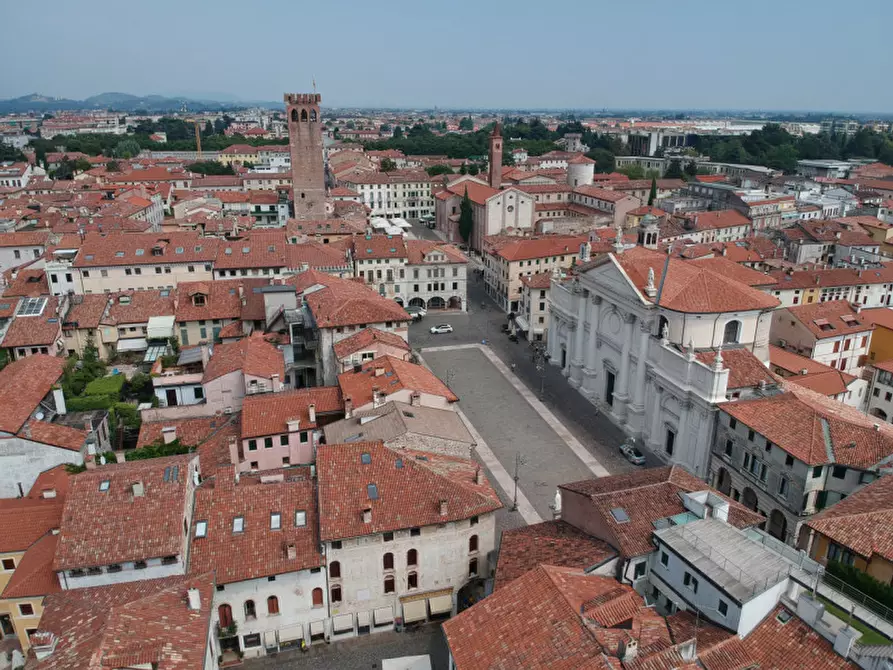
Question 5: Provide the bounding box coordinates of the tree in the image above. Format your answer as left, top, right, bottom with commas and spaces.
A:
380, 158, 397, 172
380, 123, 392, 132
664, 159, 684, 180
587, 148, 615, 173
114, 138, 142, 159
345, 121, 356, 130
459, 188, 474, 243
204, 120, 214, 137
105, 160, 121, 172
467, 163, 480, 176
459, 164, 467, 175
393, 126, 404, 139
426, 164, 453, 176
459, 117, 474, 131
684, 161, 698, 179
188, 161, 235, 176
648, 177, 657, 206
619, 164, 646, 180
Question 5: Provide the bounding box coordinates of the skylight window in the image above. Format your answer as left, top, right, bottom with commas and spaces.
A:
270, 512, 281, 530
99, 480, 110, 492
361, 453, 372, 465
175, 247, 184, 254
115, 251, 125, 257
194, 246, 202, 252
295, 510, 306, 527
16, 297, 47, 317
195, 520, 208, 538
610, 507, 630, 524
232, 516, 244, 533
135, 249, 144, 256
367, 483, 379, 500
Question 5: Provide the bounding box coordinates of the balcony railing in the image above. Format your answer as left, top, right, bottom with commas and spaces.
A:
823, 572, 893, 625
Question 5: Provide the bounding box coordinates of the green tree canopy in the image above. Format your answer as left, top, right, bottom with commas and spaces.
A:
426, 164, 453, 176
664, 159, 685, 180
380, 158, 397, 172
459, 188, 474, 243
648, 177, 657, 206
459, 117, 474, 131
114, 138, 142, 159
188, 161, 235, 176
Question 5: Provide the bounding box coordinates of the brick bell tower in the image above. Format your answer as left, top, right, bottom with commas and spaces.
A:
488, 120, 503, 189
284, 92, 326, 220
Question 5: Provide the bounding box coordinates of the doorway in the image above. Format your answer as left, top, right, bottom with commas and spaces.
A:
605, 371, 616, 407
560, 346, 567, 369
165, 389, 178, 407
0, 614, 14, 637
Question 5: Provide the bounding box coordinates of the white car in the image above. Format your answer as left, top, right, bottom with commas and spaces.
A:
619, 441, 646, 466
429, 324, 453, 334
406, 306, 427, 318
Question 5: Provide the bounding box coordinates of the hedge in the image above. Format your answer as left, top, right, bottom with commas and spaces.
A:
826, 560, 893, 611
66, 394, 113, 411
85, 374, 125, 399
126, 438, 194, 461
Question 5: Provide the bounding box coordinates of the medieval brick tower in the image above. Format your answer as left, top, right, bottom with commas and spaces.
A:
488, 121, 503, 189
284, 92, 326, 220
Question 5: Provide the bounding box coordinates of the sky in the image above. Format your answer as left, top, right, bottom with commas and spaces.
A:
5, 0, 893, 112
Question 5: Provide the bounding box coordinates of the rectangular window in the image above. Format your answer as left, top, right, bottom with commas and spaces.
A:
270, 512, 281, 530
295, 510, 306, 527
660, 551, 669, 567
718, 600, 728, 616
248, 439, 257, 451
19, 604, 34, 617
729, 417, 737, 429
832, 465, 846, 479
264, 437, 273, 449
779, 477, 789, 497
383, 532, 394, 542
1, 558, 15, 571
233, 516, 245, 533
195, 520, 208, 538
280, 435, 288, 446
725, 440, 733, 457
633, 562, 646, 579
300, 431, 308, 444
813, 466, 823, 478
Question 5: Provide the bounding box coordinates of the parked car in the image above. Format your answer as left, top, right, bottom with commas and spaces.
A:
430, 324, 453, 334
405, 306, 427, 320
619, 440, 646, 466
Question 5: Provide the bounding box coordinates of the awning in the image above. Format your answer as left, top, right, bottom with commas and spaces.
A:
402, 599, 427, 623
332, 614, 354, 633
278, 625, 303, 643
263, 631, 277, 648
357, 611, 371, 628
147, 315, 175, 340
374, 607, 394, 626
428, 594, 453, 616
513, 316, 529, 331
310, 620, 325, 636
117, 337, 148, 352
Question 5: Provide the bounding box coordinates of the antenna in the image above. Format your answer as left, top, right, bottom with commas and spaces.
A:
312, 77, 317, 94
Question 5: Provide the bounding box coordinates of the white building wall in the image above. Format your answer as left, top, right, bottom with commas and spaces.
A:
59, 555, 185, 590
0, 437, 84, 498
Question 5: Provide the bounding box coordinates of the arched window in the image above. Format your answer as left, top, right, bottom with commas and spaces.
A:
469, 535, 478, 552
291, 109, 298, 122
329, 561, 341, 579
407, 549, 418, 567
331, 585, 342, 603
218, 603, 233, 628
300, 109, 308, 122
469, 558, 478, 576
310, 109, 318, 122
383, 552, 394, 570
407, 572, 418, 589
244, 599, 256, 619
311, 587, 323, 608
267, 595, 279, 615
723, 320, 741, 345
384, 576, 395, 593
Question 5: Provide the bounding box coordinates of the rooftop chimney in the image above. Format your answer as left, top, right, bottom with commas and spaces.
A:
475, 467, 483, 485
286, 542, 297, 560
271, 373, 281, 392
187, 587, 201, 611
363, 507, 372, 524
308, 403, 316, 423
286, 418, 301, 432
410, 392, 421, 407
132, 481, 144, 497
374, 366, 385, 377
162, 426, 177, 444
439, 500, 448, 517
344, 395, 353, 419
619, 639, 638, 662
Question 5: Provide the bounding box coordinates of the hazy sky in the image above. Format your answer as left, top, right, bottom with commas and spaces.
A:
5, 0, 892, 112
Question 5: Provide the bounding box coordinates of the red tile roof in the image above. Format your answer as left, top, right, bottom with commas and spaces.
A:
687, 256, 776, 287
317, 440, 500, 541
54, 454, 195, 570
694, 348, 774, 389
31, 573, 215, 670
495, 520, 616, 590
722, 383, 893, 468
3, 268, 49, 298
201, 332, 284, 384
352, 234, 408, 260
289, 271, 411, 329
174, 278, 269, 322
0, 354, 65, 433
405, 239, 467, 265
733, 604, 857, 670
73, 231, 218, 268
769, 345, 856, 397
27, 465, 71, 500
489, 234, 587, 262
189, 469, 323, 584
0, 533, 61, 599
0, 231, 50, 247
766, 265, 893, 291
806, 474, 893, 562
0, 499, 63, 553
444, 179, 501, 206
559, 466, 764, 558
573, 184, 632, 202
785, 300, 873, 339
137, 413, 241, 468
520, 271, 553, 289
614, 247, 780, 314
333, 327, 411, 359
241, 386, 342, 439
105, 290, 175, 326
63, 294, 108, 330
338, 355, 458, 407
22, 420, 87, 451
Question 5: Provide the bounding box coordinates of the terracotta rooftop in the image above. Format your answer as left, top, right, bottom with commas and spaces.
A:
766, 264, 893, 291
201, 332, 284, 384
0, 498, 64, 554
489, 234, 588, 262
0, 354, 65, 434
241, 386, 342, 439
769, 344, 856, 397
175, 278, 270, 323
137, 413, 242, 468
559, 466, 764, 558
54, 454, 195, 571
806, 474, 893, 563
785, 300, 873, 339
31, 573, 214, 670
332, 327, 410, 359
722, 382, 893, 468
0, 532, 61, 599
695, 347, 775, 390
338, 355, 458, 407
73, 231, 218, 268
189, 468, 324, 584
289, 270, 411, 329
317, 440, 500, 541
495, 520, 616, 590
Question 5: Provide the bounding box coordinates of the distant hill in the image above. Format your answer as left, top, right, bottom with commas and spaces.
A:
0, 92, 282, 114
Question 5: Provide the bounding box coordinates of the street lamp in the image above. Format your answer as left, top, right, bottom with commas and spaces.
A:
510, 452, 527, 512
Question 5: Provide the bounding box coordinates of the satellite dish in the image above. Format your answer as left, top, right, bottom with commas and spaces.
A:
35, 412, 45, 421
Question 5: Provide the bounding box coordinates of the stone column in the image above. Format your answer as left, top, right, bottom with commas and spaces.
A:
582, 296, 602, 398
569, 291, 587, 388
611, 312, 636, 421
547, 312, 561, 365
674, 399, 691, 464
649, 382, 663, 449
628, 319, 651, 419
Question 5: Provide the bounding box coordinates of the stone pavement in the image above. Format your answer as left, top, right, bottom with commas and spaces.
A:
242, 626, 449, 670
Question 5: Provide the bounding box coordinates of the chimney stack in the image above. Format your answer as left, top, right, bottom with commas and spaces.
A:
308, 403, 316, 423
132, 481, 145, 497
374, 366, 385, 377
475, 467, 483, 485
286, 543, 297, 560
187, 587, 201, 611
287, 418, 301, 432
439, 500, 448, 517
363, 508, 372, 524
344, 395, 353, 419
